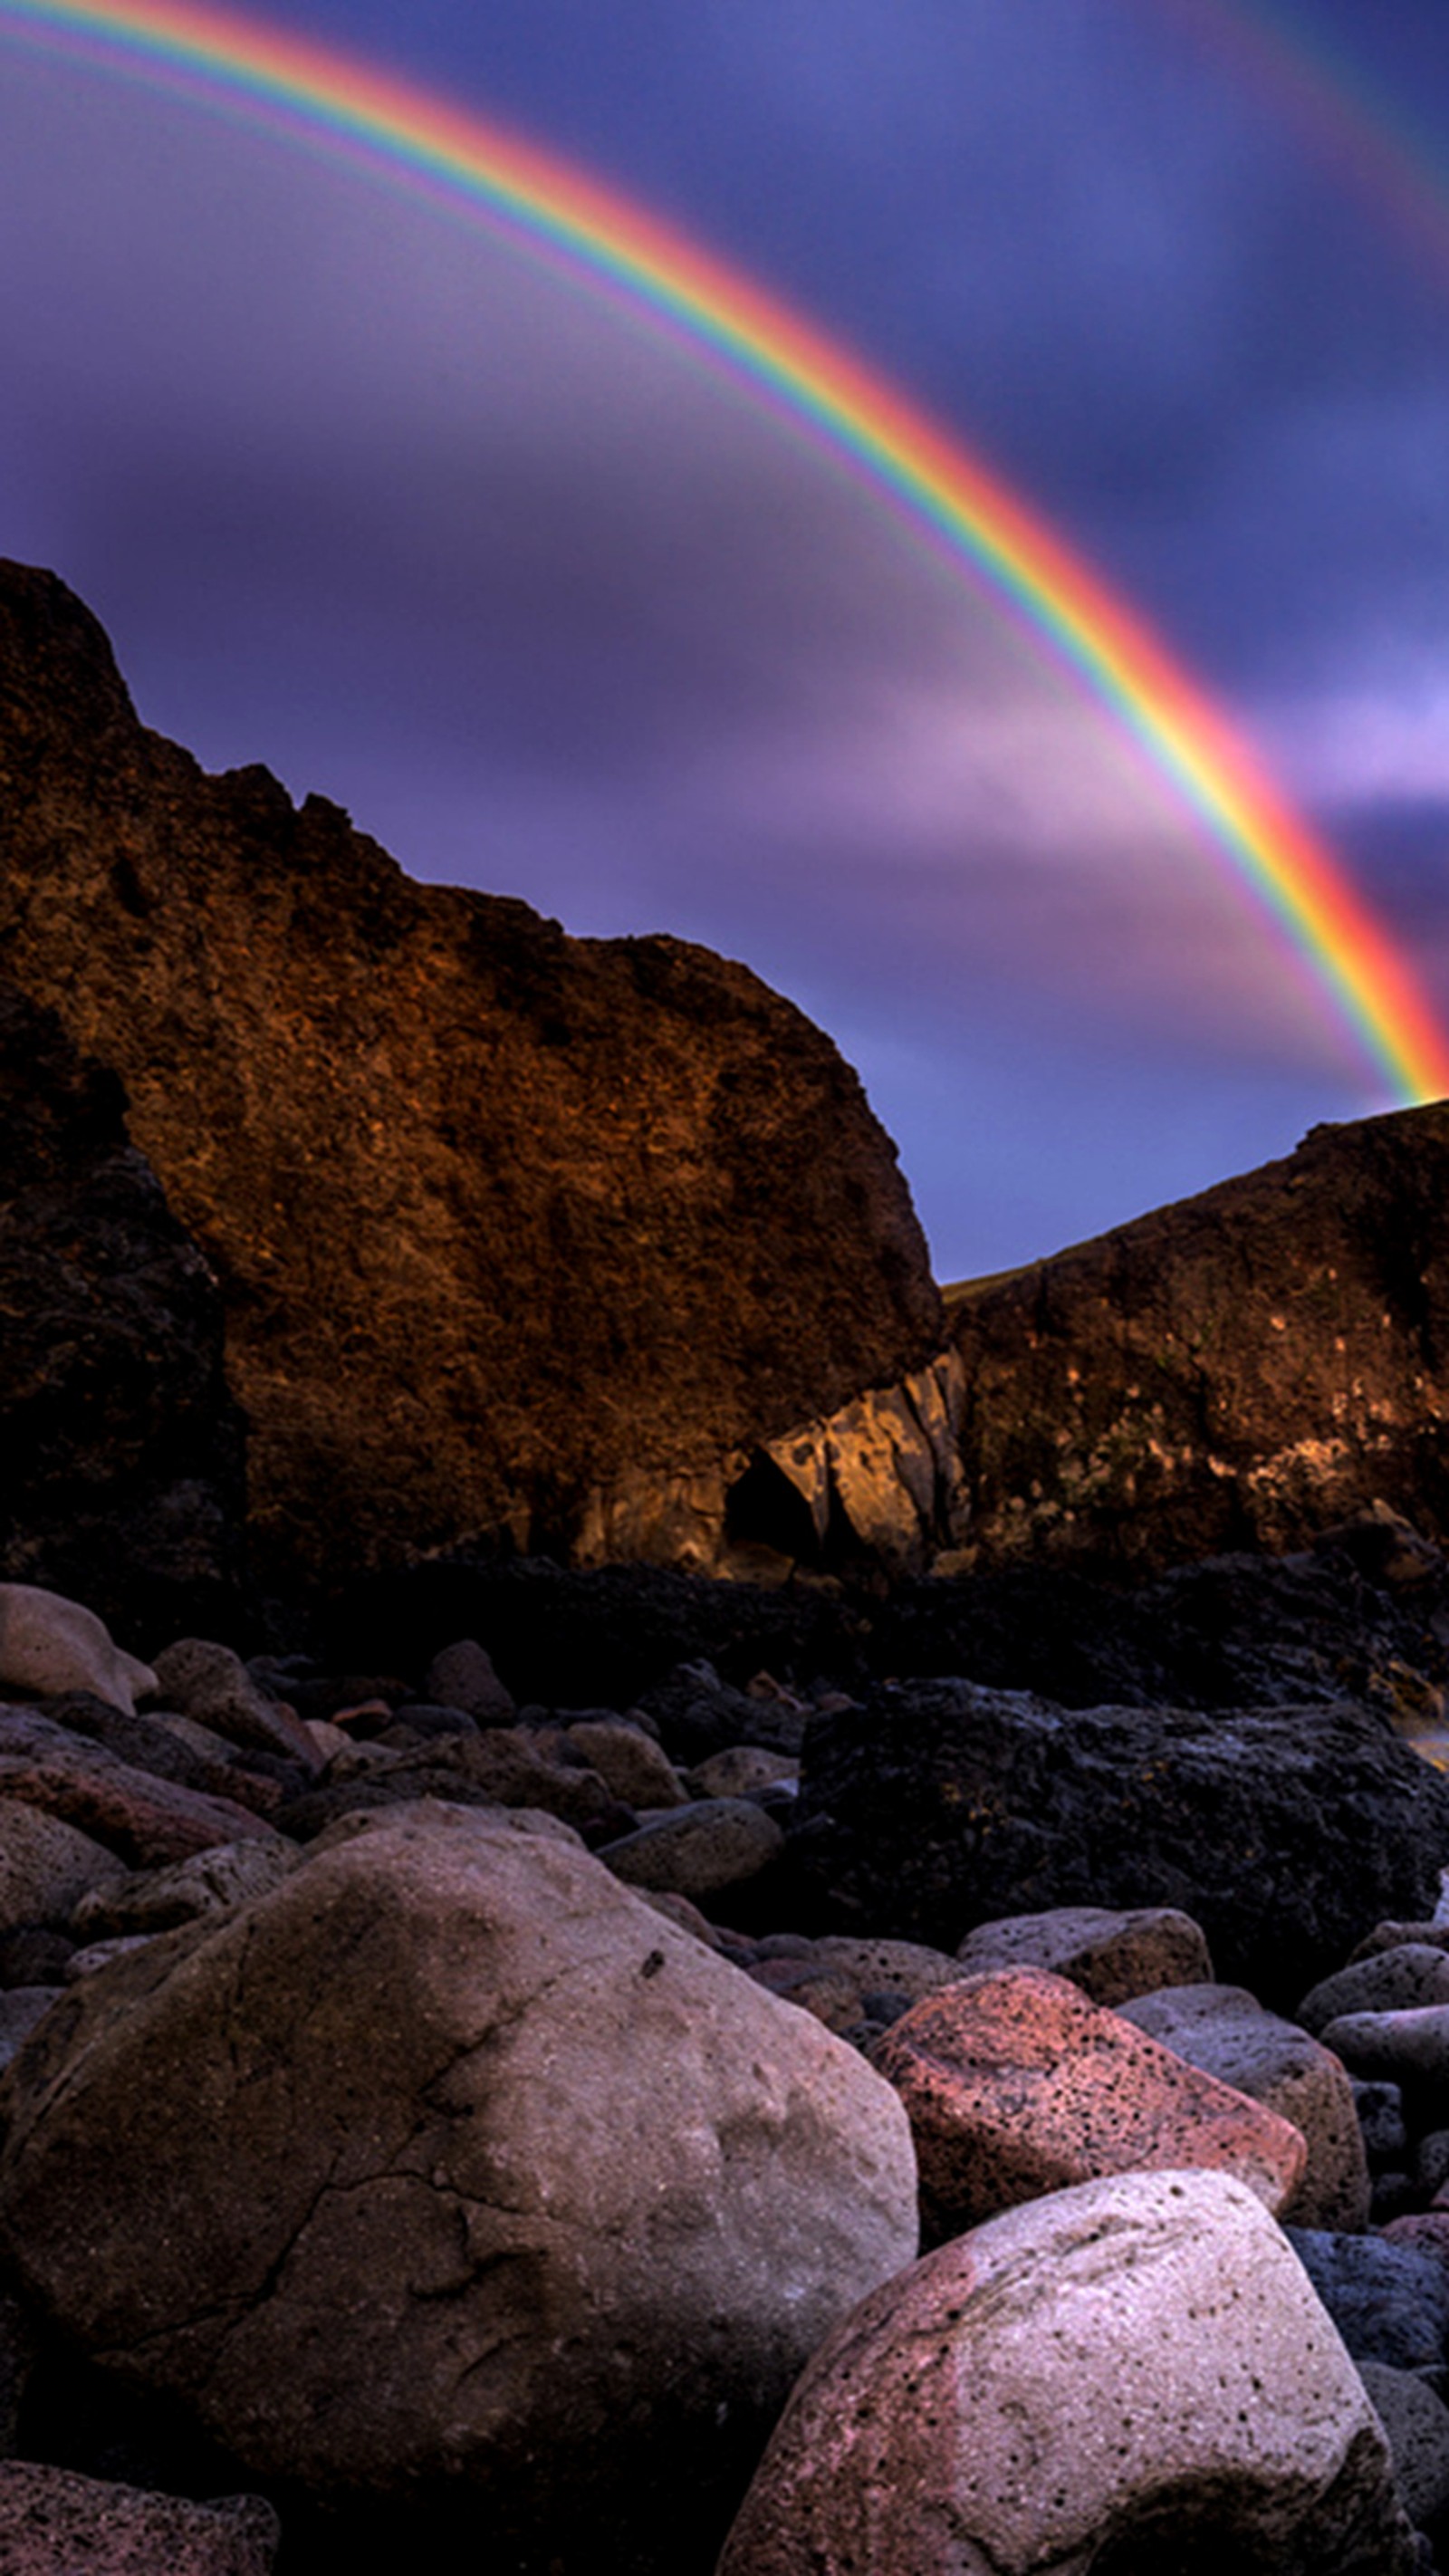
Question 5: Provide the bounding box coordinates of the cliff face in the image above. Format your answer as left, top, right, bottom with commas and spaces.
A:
947, 1104, 1449, 1572
0, 977, 245, 1633
0, 562, 941, 1588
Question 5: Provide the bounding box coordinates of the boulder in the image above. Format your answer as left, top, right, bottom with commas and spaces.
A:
0, 561, 940, 1589
0, 1801, 125, 1932
1118, 1981, 1370, 2231
1358, 2363, 1449, 2535
0, 1588, 154, 1716
1320, 2006, 1449, 2103
562, 1718, 687, 1810
0, 2465, 278, 2574
868, 1967, 1305, 2241
0, 1988, 60, 2073
791, 1681, 1449, 2006
1300, 1946, 1449, 2035
421, 1639, 514, 1725
0, 1708, 277, 1867
954, 1901, 1212, 2004
1287, 2229, 1449, 2374
0, 1802, 916, 2573
149, 1641, 321, 1773
71, 1840, 302, 1941
0, 984, 244, 1641
597, 1798, 784, 1898
718, 2168, 1418, 2576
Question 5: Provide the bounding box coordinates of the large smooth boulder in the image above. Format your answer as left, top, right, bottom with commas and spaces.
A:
0, 1801, 916, 2573
792, 1681, 1449, 2006
718, 2168, 1419, 2576
0, 1588, 155, 1716
1119, 1982, 1370, 2232
868, 1968, 1305, 2240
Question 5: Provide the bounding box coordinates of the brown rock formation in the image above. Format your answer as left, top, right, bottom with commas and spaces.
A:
0, 561, 940, 1588
948, 1103, 1449, 1572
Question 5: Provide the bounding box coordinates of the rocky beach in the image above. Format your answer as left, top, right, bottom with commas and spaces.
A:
8, 557, 1449, 2570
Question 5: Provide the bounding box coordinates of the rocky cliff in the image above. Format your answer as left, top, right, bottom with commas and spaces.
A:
0, 979, 244, 1634
946, 1104, 1449, 1572
0, 562, 940, 1591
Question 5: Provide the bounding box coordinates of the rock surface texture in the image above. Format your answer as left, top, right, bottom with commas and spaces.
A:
717, 2168, 1419, 2576
0, 995, 243, 1639
791, 1679, 1449, 2006
868, 1966, 1306, 2240
0, 1800, 917, 2573
0, 560, 940, 1588
948, 1106, 1449, 1572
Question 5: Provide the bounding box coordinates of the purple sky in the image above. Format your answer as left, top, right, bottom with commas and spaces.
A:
4, 0, 1449, 1277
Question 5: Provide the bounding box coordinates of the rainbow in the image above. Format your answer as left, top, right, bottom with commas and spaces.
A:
5, 0, 1448, 1100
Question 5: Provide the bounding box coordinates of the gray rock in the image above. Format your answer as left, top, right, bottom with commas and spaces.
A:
1359, 2362, 1449, 2533
71, 1840, 302, 1942
686, 1746, 800, 1802
1288, 2229, 1449, 2372
1119, 1982, 1370, 2232
422, 1639, 515, 1725
149, 1639, 321, 1773
1300, 1946, 1449, 2036
597, 1797, 784, 1898
0, 1800, 124, 1932
955, 1902, 1213, 2005
0, 1802, 916, 2573
1321, 2007, 1449, 2101
719, 2170, 1418, 2576
565, 1719, 688, 1811
1357, 2079, 1410, 2167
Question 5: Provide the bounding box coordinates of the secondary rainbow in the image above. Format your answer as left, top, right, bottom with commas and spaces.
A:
5, 0, 1447, 1100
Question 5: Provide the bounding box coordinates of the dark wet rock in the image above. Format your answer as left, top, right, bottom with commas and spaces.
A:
1287, 2230, 1449, 2374
789, 1682, 1449, 2007
0, 983, 244, 1646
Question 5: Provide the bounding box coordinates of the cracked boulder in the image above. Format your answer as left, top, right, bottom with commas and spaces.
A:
0, 1800, 916, 2573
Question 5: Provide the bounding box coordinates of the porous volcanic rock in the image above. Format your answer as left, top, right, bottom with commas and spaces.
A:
0, 981, 244, 1640
0, 561, 940, 1589
789, 1680, 1449, 2007
717, 2169, 1418, 2576
948, 1108, 1449, 1572
0, 1801, 916, 2573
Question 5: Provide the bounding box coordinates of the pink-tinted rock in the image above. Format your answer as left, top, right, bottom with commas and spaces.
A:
868, 1966, 1306, 2239
0, 2463, 278, 2573
0, 1710, 277, 1866
955, 1903, 1213, 2004
149, 1639, 321, 1775
717, 2169, 1416, 2576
